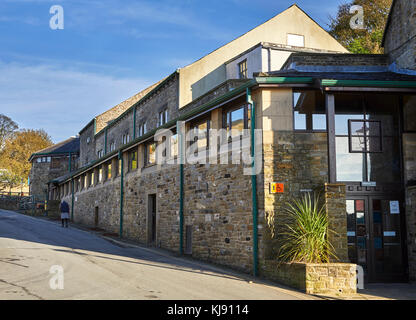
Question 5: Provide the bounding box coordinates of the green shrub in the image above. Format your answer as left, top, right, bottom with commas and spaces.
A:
278, 193, 337, 263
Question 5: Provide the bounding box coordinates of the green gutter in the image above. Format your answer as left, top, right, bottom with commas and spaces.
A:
322, 79, 416, 88
256, 76, 314, 84
119, 151, 124, 238
247, 87, 258, 277
178, 121, 184, 255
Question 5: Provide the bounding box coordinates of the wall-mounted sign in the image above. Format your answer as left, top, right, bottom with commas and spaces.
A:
390, 201, 400, 214
270, 183, 284, 194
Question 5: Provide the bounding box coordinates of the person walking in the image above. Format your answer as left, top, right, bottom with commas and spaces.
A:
60, 200, 70, 228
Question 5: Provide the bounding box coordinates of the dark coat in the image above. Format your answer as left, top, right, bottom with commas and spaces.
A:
60, 201, 70, 213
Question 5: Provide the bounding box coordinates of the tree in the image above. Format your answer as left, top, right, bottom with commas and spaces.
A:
328, 0, 393, 54
0, 114, 18, 150
0, 129, 53, 188
0, 169, 21, 193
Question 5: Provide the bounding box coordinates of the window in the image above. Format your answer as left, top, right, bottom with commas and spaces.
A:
98, 166, 102, 183
348, 120, 382, 153
139, 122, 147, 136
334, 93, 401, 183
86, 137, 91, 144
223, 104, 251, 139
287, 34, 305, 47
170, 133, 178, 159
159, 108, 168, 126
107, 163, 112, 180
122, 133, 130, 145
90, 171, 94, 187
145, 141, 156, 166
190, 118, 210, 151
109, 142, 116, 152
83, 175, 87, 189
36, 158, 41, 163
118, 159, 122, 176
130, 150, 138, 171
97, 149, 104, 158
293, 90, 326, 131
238, 59, 248, 79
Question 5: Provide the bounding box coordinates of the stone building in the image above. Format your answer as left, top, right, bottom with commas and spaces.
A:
29, 136, 79, 199
47, 1, 416, 287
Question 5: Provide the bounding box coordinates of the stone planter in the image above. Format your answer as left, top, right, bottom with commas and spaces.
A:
262, 260, 357, 295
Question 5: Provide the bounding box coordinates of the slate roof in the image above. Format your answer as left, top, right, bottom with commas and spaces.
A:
29, 136, 80, 162
255, 69, 416, 82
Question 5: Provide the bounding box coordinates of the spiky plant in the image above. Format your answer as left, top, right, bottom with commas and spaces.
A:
278, 193, 337, 264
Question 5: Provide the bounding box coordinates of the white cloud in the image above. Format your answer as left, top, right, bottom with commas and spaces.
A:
0, 61, 155, 143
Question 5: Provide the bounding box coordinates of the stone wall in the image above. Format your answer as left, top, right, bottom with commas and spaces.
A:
29, 155, 78, 198
79, 122, 96, 167
261, 260, 357, 295
383, 0, 416, 70
62, 155, 255, 273
325, 183, 348, 262
406, 186, 416, 282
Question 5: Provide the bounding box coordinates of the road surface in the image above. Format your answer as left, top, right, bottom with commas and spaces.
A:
0, 209, 314, 300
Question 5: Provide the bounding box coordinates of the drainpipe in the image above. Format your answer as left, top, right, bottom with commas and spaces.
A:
247, 87, 258, 277
178, 121, 184, 255
118, 150, 124, 238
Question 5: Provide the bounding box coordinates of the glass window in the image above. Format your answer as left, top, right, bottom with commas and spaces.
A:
223, 104, 251, 139
238, 59, 248, 79
159, 109, 168, 126
98, 167, 102, 183
118, 159, 122, 176
191, 118, 210, 150
139, 123, 147, 136
145, 142, 156, 165
335, 93, 401, 183
403, 95, 416, 131
130, 151, 138, 170
170, 133, 178, 158
107, 163, 112, 179
293, 90, 326, 131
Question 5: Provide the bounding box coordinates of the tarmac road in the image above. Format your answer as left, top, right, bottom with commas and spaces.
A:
0, 209, 315, 300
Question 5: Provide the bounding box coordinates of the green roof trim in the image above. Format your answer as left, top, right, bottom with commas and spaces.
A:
322, 79, 416, 88
255, 77, 314, 84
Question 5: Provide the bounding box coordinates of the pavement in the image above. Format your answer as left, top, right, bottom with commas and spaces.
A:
1, 209, 415, 300
0, 209, 316, 300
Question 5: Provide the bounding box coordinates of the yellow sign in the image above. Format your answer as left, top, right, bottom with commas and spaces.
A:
270, 183, 284, 194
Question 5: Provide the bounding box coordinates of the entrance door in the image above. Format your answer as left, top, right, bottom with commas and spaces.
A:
346, 196, 407, 282
148, 194, 156, 245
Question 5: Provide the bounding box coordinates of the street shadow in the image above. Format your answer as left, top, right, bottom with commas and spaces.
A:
0, 211, 265, 287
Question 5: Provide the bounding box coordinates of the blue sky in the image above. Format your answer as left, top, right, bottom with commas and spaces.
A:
0, 0, 342, 143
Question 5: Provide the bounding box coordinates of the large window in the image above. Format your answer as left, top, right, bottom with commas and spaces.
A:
223, 104, 251, 140
335, 93, 401, 183
190, 118, 210, 151
130, 150, 138, 171
122, 133, 130, 145
293, 90, 326, 131
145, 141, 156, 166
